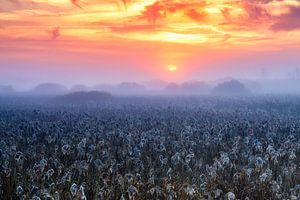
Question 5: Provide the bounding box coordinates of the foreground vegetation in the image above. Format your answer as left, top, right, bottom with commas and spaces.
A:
0, 96, 299, 199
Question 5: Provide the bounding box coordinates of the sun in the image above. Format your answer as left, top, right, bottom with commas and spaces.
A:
168, 64, 177, 72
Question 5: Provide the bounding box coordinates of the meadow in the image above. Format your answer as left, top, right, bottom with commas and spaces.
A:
0, 96, 299, 200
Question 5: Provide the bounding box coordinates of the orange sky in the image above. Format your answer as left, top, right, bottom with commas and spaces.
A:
0, 0, 300, 87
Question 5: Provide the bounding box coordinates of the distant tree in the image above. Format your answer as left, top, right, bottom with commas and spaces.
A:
295, 67, 299, 80
260, 67, 268, 79
53, 91, 113, 104
32, 83, 68, 95
0, 85, 14, 94
211, 80, 251, 96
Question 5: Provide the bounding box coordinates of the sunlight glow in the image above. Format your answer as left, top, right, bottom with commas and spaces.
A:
0, 0, 298, 47
1, 0, 299, 84
168, 64, 177, 72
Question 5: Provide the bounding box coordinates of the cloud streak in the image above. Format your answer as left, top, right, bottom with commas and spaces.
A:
109, 24, 162, 33
51, 27, 60, 40
137, 0, 208, 23
0, 0, 299, 46
70, 0, 82, 9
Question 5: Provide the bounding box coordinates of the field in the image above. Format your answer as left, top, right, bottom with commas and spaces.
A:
0, 96, 299, 200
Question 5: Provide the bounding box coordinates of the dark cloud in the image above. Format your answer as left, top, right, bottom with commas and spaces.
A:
219, 1, 279, 28
270, 6, 300, 31
242, 2, 270, 21
51, 27, 60, 40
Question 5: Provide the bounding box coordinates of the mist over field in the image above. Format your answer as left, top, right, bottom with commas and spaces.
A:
1, 76, 300, 97
1, 77, 300, 200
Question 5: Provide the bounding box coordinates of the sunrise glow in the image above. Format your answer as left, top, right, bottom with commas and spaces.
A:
168, 64, 177, 72
0, 0, 300, 88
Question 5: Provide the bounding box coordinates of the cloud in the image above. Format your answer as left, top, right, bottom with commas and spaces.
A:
139, 1, 166, 23
71, 0, 83, 9
69, 0, 130, 9
185, 8, 206, 22
1, 0, 299, 46
270, 6, 300, 31
219, 0, 274, 28
221, 7, 231, 20
138, 0, 207, 23
109, 24, 162, 33
51, 27, 60, 40
242, 2, 270, 20
121, 0, 131, 8
0, 0, 66, 13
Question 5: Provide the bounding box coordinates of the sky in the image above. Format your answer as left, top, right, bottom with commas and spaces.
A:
0, 0, 300, 89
